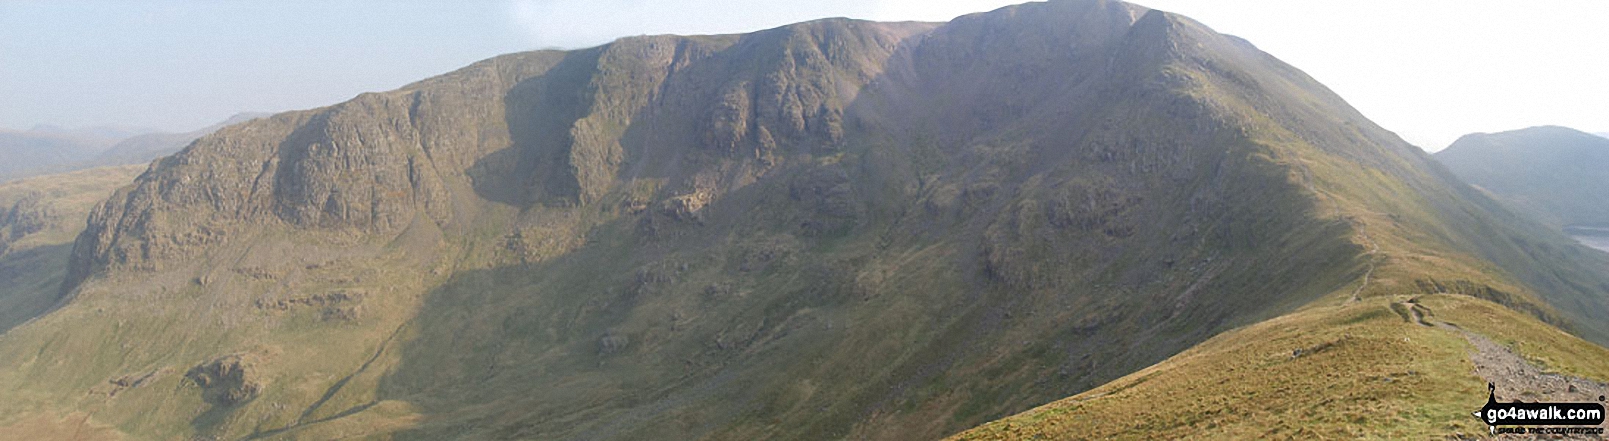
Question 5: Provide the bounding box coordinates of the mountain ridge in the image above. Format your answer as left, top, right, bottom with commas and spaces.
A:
1435, 125, 1609, 229
0, 114, 267, 183
0, 129, 115, 182
87, 112, 271, 168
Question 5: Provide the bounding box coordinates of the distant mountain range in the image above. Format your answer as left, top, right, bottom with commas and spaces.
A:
24, 124, 160, 142
0, 113, 267, 182
1435, 126, 1609, 229
0, 128, 124, 180
87, 113, 269, 167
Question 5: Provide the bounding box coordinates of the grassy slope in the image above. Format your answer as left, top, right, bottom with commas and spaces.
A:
0, 165, 143, 332
0, 13, 1359, 439
349, 10, 1371, 440
952, 10, 1609, 441
0, 221, 463, 440
1, 25, 942, 441
950, 293, 1609, 440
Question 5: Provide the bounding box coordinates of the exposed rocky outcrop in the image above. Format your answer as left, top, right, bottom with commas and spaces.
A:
102, 369, 165, 398
253, 290, 366, 311
185, 354, 262, 407
1, 193, 54, 239
64, 21, 931, 287
0, 193, 54, 256
65, 53, 552, 280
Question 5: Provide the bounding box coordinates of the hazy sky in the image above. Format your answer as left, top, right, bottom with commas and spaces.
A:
1, 1, 1603, 151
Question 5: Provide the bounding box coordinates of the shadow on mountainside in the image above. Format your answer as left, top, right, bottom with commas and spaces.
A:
360, 14, 1375, 440
470, 48, 603, 208
0, 243, 75, 335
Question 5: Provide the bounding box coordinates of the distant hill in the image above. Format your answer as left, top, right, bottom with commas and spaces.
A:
88, 112, 270, 167
0, 113, 266, 182
23, 124, 159, 143
1435, 126, 1609, 229
0, 129, 119, 181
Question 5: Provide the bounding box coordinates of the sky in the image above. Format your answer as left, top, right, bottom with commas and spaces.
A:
1, 1, 1604, 151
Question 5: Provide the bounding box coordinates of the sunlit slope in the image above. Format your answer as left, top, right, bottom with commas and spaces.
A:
952, 293, 1609, 439
950, 11, 1609, 440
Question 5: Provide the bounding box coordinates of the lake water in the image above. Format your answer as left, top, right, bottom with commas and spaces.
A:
1573, 235, 1609, 253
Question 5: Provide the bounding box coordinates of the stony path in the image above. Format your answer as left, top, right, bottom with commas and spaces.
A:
1440, 319, 1609, 439
1348, 221, 1380, 303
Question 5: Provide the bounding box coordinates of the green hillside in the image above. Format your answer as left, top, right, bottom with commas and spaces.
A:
0, 165, 143, 333
1436, 126, 1609, 229
953, 293, 1609, 439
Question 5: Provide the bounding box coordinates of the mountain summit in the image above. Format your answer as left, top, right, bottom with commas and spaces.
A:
2, 1, 1606, 439
1436, 125, 1609, 230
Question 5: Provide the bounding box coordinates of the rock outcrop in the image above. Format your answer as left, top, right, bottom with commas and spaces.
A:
185, 354, 262, 407
0, 193, 53, 255
66, 21, 931, 285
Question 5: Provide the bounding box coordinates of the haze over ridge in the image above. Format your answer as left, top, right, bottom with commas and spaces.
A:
2, 0, 1604, 149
